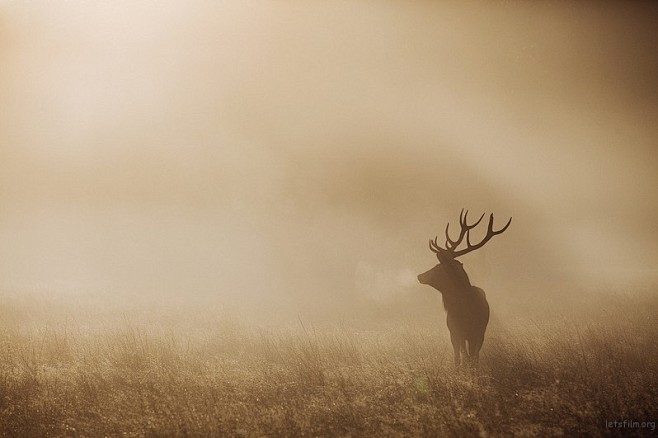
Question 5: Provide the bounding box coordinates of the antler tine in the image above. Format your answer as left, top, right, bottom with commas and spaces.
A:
445, 208, 468, 249
451, 213, 512, 258
469, 211, 486, 228
490, 214, 512, 235
429, 237, 441, 254
445, 223, 454, 249
444, 208, 463, 249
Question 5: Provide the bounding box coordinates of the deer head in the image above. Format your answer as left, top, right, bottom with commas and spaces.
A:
417, 209, 511, 293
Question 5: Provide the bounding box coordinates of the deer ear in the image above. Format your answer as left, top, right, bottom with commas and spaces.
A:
436, 247, 454, 264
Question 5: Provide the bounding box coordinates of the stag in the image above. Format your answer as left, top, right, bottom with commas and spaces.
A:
417, 209, 511, 367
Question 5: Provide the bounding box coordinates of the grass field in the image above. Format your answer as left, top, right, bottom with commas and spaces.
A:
0, 291, 656, 437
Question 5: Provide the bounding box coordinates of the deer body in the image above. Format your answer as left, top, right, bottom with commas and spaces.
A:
418, 210, 510, 367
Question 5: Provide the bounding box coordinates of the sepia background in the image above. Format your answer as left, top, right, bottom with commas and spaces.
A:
2, 2, 658, 436
1, 1, 657, 323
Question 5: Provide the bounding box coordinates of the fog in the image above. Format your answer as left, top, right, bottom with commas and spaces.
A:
1, 1, 657, 323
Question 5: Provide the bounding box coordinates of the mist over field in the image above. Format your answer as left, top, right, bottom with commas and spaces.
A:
1, 2, 657, 436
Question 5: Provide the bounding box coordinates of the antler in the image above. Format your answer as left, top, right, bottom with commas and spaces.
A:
429, 210, 511, 259
444, 208, 485, 250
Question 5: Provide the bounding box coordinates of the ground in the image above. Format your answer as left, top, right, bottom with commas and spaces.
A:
0, 291, 656, 437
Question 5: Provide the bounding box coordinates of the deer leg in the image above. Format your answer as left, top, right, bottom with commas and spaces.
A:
468, 337, 484, 368
450, 333, 462, 367
461, 340, 468, 367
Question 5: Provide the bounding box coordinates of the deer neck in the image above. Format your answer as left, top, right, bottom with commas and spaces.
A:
447, 263, 472, 289
440, 264, 473, 311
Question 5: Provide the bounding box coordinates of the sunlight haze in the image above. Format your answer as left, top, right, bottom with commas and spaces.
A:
1, 1, 657, 320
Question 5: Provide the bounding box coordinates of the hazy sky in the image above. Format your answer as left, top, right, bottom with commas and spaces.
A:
1, 1, 657, 316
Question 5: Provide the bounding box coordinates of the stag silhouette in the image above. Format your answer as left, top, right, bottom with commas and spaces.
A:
417, 209, 511, 367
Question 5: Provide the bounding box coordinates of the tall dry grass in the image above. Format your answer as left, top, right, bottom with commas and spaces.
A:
0, 291, 656, 437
